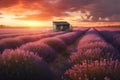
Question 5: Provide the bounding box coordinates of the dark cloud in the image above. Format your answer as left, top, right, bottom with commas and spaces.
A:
0, 0, 19, 8
57, 0, 120, 21
109, 15, 120, 22
58, 0, 96, 11
87, 0, 120, 21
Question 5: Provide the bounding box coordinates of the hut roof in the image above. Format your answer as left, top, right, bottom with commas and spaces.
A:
53, 21, 70, 25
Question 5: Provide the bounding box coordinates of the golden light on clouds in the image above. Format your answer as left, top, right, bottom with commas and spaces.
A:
0, 0, 120, 27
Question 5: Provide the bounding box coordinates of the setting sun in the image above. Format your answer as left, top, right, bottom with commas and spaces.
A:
25, 21, 43, 27
24, 21, 52, 28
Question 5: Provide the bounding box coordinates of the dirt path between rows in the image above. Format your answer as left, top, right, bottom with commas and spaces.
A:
56, 29, 89, 80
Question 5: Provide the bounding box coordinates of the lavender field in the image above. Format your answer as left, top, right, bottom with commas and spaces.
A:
0, 27, 120, 80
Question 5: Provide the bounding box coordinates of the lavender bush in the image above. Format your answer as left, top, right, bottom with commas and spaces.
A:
20, 42, 57, 63
40, 37, 67, 53
62, 59, 120, 80
0, 49, 55, 80
0, 38, 24, 52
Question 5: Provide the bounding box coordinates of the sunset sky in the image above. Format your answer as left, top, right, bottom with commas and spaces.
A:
0, 0, 120, 27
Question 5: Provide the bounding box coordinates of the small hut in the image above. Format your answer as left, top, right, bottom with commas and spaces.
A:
53, 21, 72, 31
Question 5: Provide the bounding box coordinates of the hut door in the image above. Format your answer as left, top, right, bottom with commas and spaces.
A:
60, 26, 64, 31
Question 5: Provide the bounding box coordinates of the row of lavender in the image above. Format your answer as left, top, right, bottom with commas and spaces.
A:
0, 31, 65, 52
96, 28, 120, 52
0, 28, 51, 34
0, 31, 44, 39
0, 28, 51, 39
0, 29, 88, 80
62, 28, 120, 80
